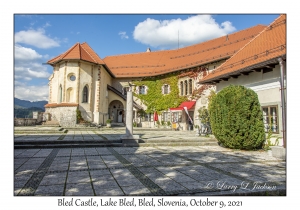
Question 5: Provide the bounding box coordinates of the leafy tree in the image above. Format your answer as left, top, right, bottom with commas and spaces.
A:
208, 85, 265, 150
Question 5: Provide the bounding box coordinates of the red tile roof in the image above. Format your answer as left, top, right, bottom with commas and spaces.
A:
200, 14, 286, 83
103, 25, 266, 78
47, 42, 105, 65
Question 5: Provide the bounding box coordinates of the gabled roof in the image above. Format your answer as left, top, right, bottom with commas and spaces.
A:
200, 14, 286, 84
103, 25, 266, 78
47, 42, 105, 65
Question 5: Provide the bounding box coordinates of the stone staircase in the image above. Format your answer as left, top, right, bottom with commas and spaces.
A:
41, 120, 60, 127
14, 136, 218, 149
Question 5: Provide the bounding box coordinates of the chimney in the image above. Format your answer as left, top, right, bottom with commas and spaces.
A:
146, 47, 151, 52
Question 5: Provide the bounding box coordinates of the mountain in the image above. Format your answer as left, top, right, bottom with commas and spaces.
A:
14, 98, 48, 110
14, 107, 45, 118
14, 98, 48, 118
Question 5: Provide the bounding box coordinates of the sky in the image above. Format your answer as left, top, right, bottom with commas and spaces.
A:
14, 14, 280, 102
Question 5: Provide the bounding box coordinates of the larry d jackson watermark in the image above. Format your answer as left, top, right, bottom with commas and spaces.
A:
205, 180, 277, 192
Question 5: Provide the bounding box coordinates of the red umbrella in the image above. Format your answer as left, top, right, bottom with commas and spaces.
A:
154, 111, 158, 121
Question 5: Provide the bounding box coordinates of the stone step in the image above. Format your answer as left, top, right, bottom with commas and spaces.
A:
137, 142, 218, 147
139, 138, 216, 143
14, 139, 122, 145
14, 139, 218, 149
14, 143, 123, 149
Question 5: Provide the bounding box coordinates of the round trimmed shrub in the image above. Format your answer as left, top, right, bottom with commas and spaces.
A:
208, 85, 265, 150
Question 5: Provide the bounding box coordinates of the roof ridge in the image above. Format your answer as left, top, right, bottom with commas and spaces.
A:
104, 24, 265, 60
47, 42, 79, 64
201, 14, 284, 81
104, 49, 170, 59
61, 42, 80, 59
80, 42, 98, 64
207, 15, 282, 76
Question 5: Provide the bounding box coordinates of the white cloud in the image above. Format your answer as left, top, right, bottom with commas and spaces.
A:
133, 15, 236, 49
15, 28, 60, 49
15, 45, 42, 60
14, 84, 49, 101
14, 44, 51, 82
27, 69, 50, 78
119, 31, 129, 39
43, 22, 51, 28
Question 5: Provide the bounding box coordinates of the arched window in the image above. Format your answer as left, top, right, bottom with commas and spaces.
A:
189, 79, 193, 95
66, 87, 73, 102
82, 85, 88, 103
139, 85, 146, 95
184, 80, 188, 95
162, 84, 170, 94
58, 85, 62, 103
180, 81, 183, 96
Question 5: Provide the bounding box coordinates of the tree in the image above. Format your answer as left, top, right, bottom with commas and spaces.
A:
208, 85, 265, 150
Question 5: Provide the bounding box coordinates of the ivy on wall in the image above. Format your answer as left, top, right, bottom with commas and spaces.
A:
133, 73, 187, 114
133, 66, 213, 113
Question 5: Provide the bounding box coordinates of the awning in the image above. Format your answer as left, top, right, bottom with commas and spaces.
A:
169, 101, 196, 111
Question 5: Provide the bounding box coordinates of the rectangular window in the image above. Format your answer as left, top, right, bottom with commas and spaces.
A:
184, 80, 188, 95
180, 81, 183, 96
171, 112, 182, 123
139, 86, 146, 94
162, 112, 170, 122
163, 84, 169, 94
262, 106, 279, 133
188, 79, 193, 95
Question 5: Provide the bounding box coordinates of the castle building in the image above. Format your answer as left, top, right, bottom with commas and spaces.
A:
44, 14, 285, 135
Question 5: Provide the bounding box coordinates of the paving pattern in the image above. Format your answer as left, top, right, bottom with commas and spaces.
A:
14, 145, 286, 196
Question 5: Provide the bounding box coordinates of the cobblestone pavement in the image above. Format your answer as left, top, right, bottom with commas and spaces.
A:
14, 145, 286, 196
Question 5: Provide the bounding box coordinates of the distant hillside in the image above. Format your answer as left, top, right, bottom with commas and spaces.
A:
14, 107, 44, 118
14, 98, 48, 110
14, 98, 48, 118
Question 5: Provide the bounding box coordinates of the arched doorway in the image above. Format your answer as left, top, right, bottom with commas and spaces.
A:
108, 100, 124, 123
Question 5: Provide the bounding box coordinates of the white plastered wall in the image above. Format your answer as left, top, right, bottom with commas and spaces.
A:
216, 64, 285, 146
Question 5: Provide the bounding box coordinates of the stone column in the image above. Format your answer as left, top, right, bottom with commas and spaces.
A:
125, 90, 133, 135
120, 85, 139, 145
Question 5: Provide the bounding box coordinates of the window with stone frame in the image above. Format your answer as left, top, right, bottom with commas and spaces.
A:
139, 85, 146, 95
162, 112, 171, 122
171, 112, 182, 123
184, 80, 188, 95
180, 81, 184, 96
162, 84, 170, 95
188, 79, 193, 95
58, 85, 62, 103
82, 85, 89, 103
262, 105, 279, 133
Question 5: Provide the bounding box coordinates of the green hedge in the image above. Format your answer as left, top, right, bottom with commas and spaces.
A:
208, 85, 265, 150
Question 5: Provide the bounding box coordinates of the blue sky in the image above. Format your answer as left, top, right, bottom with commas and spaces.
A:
14, 14, 280, 101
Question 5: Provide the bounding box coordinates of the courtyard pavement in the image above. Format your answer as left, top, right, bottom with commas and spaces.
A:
14, 128, 286, 196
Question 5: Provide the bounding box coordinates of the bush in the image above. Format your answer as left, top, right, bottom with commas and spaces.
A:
76, 109, 83, 123
208, 85, 265, 150
106, 119, 111, 124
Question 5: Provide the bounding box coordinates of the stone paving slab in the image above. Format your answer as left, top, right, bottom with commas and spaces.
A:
14, 144, 286, 196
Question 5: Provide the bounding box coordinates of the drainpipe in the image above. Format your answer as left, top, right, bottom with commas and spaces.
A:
278, 57, 286, 148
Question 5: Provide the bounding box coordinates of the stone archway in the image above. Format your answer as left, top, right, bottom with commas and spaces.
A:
108, 100, 124, 123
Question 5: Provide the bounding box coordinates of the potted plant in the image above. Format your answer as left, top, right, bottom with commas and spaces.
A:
106, 119, 112, 128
